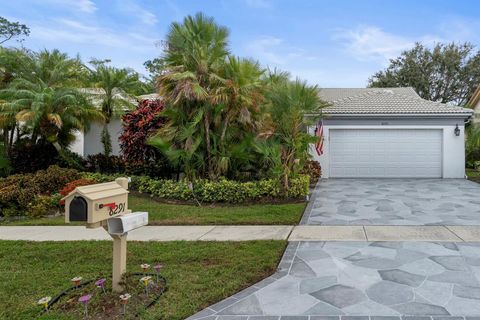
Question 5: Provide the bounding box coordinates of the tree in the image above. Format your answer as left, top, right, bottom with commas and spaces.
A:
0, 49, 103, 152
258, 74, 325, 189
368, 42, 480, 105
88, 65, 143, 155
0, 17, 29, 44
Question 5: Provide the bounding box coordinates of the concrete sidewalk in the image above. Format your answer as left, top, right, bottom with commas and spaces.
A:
1, 225, 480, 242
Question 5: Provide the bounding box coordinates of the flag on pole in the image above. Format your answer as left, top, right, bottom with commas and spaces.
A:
315, 120, 324, 156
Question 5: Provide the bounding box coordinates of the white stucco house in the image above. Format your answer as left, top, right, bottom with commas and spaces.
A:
311, 87, 473, 178
69, 92, 160, 157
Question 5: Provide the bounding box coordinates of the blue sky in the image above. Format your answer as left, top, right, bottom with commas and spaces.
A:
3, 0, 480, 87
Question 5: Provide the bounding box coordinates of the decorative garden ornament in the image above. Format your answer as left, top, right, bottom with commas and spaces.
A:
71, 276, 83, 289
140, 263, 150, 275
153, 264, 163, 282
95, 278, 107, 294
37, 296, 51, 312
139, 276, 152, 295
119, 293, 131, 315
78, 294, 91, 318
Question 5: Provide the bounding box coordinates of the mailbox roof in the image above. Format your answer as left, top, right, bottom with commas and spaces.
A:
62, 181, 129, 201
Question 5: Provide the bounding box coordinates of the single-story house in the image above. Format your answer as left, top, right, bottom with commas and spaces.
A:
468, 86, 480, 122
69, 92, 160, 157
311, 87, 473, 178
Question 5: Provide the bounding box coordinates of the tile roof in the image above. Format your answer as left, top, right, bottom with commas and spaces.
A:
319, 87, 473, 117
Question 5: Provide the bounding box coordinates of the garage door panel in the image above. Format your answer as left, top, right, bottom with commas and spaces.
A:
329, 129, 442, 178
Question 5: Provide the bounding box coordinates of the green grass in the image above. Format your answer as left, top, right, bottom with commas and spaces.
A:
0, 240, 286, 319
1, 195, 306, 226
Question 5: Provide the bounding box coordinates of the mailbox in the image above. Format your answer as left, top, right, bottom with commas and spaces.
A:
107, 212, 148, 235
62, 178, 131, 228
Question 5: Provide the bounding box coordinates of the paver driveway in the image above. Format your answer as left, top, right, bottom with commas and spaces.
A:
188, 179, 480, 320
188, 241, 480, 319
303, 179, 480, 226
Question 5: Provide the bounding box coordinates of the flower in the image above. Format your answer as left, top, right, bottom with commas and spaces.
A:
119, 293, 131, 304
139, 276, 152, 286
37, 296, 51, 309
140, 263, 150, 271
153, 264, 163, 272
78, 294, 91, 304
95, 278, 106, 287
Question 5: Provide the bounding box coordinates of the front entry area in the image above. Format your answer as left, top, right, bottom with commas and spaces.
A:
329, 129, 442, 178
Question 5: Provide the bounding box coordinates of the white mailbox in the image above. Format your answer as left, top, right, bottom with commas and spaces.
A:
107, 211, 149, 235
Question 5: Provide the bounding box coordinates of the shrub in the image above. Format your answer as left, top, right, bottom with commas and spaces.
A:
135, 175, 309, 203
300, 160, 321, 187
9, 139, 58, 173
27, 195, 57, 218
119, 99, 172, 177
59, 178, 96, 197
0, 166, 79, 217
85, 154, 125, 174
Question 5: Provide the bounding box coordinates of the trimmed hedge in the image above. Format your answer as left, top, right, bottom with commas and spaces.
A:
82, 173, 310, 203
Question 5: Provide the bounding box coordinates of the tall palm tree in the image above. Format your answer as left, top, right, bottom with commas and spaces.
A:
211, 56, 265, 176
88, 65, 143, 155
157, 12, 230, 179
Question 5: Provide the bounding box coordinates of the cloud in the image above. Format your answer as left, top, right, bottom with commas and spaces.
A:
245, 0, 272, 8
333, 25, 414, 64
31, 18, 156, 50
118, 0, 158, 26
332, 25, 461, 65
44, 0, 97, 13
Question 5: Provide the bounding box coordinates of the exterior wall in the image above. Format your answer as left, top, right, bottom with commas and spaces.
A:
69, 119, 123, 157
310, 118, 466, 179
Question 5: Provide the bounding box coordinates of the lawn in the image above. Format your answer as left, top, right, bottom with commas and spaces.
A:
1, 194, 306, 226
0, 240, 286, 319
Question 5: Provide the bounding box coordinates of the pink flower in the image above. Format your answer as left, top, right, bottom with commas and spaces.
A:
153, 264, 163, 272
95, 278, 106, 287
78, 294, 91, 304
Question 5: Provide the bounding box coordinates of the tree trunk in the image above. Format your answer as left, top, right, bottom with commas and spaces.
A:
203, 110, 214, 179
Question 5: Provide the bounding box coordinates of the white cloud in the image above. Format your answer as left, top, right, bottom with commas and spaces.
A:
334, 25, 414, 64
31, 18, 156, 50
245, 0, 272, 8
332, 25, 460, 65
44, 0, 97, 13
118, 0, 158, 26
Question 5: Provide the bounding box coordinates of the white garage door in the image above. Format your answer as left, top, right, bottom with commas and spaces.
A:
329, 129, 442, 178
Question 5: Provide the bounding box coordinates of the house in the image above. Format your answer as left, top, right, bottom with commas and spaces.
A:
69, 92, 160, 157
468, 86, 480, 122
311, 87, 473, 178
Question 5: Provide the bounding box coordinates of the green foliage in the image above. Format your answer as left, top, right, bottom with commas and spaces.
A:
0, 166, 79, 217
368, 42, 480, 105
26, 195, 55, 218
0, 16, 29, 44
136, 175, 309, 203
0, 142, 10, 177
100, 126, 112, 156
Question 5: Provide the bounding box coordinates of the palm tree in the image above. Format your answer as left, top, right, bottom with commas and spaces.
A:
0, 49, 103, 154
211, 56, 265, 176
88, 65, 143, 155
157, 12, 230, 179
1, 78, 103, 150
258, 75, 325, 189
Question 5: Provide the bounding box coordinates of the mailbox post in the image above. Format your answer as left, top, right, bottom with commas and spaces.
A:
62, 178, 148, 292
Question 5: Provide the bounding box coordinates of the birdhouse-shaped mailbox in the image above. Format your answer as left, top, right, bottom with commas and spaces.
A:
62, 178, 131, 228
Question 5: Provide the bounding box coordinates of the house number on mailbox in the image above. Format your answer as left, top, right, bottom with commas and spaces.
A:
109, 202, 126, 216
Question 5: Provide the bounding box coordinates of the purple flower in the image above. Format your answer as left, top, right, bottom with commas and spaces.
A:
95, 278, 106, 287
78, 294, 91, 304
153, 264, 163, 272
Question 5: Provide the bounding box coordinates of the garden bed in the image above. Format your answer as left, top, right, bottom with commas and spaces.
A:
0, 240, 286, 319
0, 194, 306, 226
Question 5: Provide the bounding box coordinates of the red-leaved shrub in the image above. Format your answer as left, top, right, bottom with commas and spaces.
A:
119, 99, 172, 177
59, 178, 95, 204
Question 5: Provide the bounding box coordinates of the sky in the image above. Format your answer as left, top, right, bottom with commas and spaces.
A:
2, 0, 480, 87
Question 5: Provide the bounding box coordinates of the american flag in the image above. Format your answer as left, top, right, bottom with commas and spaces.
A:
315, 120, 324, 156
